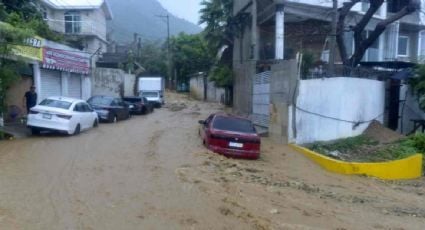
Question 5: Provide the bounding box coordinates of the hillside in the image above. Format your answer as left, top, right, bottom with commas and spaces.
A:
107, 0, 202, 43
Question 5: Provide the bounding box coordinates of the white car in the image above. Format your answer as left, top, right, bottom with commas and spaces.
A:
27, 97, 99, 135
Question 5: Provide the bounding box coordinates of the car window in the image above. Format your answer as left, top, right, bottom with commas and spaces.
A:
212, 116, 256, 133
111, 99, 119, 106
88, 97, 113, 106
40, 99, 72, 110
82, 103, 93, 112
141, 92, 159, 97
74, 103, 85, 112
204, 114, 214, 126
123, 98, 141, 103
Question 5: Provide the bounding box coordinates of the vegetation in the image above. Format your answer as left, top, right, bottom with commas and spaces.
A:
134, 40, 168, 76
309, 134, 425, 171
0, 1, 57, 116
107, 0, 201, 42
336, 0, 420, 67
170, 33, 214, 84
409, 64, 425, 110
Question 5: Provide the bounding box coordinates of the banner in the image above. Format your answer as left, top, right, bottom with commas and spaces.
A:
42, 47, 90, 75
11, 37, 43, 61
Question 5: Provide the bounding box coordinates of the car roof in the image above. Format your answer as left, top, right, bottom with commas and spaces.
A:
90, 95, 116, 99
213, 113, 252, 122
45, 96, 84, 104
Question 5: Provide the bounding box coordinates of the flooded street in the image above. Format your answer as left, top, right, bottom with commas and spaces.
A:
0, 93, 425, 230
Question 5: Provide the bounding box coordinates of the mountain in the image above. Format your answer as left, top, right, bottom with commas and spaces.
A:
107, 0, 202, 43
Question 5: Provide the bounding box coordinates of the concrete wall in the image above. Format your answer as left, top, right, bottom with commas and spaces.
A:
190, 76, 204, 100
5, 76, 33, 121
295, 77, 386, 144
92, 68, 135, 97
124, 73, 136, 97
189, 75, 225, 103
268, 60, 299, 144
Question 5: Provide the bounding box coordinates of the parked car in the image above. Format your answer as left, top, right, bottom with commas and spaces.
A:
87, 96, 131, 123
123, 96, 154, 115
199, 113, 261, 159
27, 97, 98, 135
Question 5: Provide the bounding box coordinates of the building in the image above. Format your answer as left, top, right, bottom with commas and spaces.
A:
234, 0, 425, 65
38, 0, 113, 56
231, 0, 425, 142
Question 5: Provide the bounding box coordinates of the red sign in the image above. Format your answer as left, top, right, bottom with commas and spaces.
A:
42, 47, 90, 74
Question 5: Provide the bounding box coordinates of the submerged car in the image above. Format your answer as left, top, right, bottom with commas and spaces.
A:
123, 96, 153, 115
27, 97, 99, 135
199, 113, 261, 159
87, 96, 131, 123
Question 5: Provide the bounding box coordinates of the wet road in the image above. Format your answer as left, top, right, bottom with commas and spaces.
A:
0, 93, 425, 230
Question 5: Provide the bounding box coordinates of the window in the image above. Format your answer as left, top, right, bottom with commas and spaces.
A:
74, 103, 85, 112
64, 11, 81, 34
40, 99, 72, 110
398, 36, 409, 56
212, 116, 256, 134
41, 7, 48, 19
361, 0, 370, 12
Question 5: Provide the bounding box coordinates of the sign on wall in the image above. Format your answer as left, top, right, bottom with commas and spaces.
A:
11, 36, 44, 61
42, 47, 90, 75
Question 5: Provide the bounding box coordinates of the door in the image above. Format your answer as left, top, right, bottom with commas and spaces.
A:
73, 103, 86, 129
82, 103, 95, 128
40, 69, 61, 101
68, 74, 82, 99
252, 71, 271, 128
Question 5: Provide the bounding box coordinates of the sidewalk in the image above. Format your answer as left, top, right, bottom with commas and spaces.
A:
0, 122, 30, 139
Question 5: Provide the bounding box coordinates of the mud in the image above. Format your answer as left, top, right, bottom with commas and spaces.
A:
0, 92, 424, 230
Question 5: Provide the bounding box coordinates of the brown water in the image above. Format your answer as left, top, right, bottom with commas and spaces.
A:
0, 93, 424, 230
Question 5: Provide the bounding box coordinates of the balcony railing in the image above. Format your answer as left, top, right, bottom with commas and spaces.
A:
44, 19, 106, 38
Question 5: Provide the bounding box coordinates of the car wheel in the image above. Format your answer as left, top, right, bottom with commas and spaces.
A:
31, 128, 40, 135
93, 119, 99, 128
108, 114, 117, 123
73, 124, 81, 135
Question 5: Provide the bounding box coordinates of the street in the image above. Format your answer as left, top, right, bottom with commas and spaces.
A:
0, 93, 424, 230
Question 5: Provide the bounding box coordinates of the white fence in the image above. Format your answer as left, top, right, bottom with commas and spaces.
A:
294, 77, 386, 144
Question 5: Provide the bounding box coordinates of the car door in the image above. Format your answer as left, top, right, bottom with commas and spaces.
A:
201, 115, 214, 143
73, 103, 85, 129
110, 98, 121, 119
81, 103, 94, 129
117, 98, 129, 119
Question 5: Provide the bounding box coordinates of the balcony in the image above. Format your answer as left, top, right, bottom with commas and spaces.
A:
45, 19, 106, 40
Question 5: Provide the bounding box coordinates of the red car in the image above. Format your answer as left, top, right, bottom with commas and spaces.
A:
199, 113, 261, 159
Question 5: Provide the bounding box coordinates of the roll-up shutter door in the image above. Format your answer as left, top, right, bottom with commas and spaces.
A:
68, 74, 82, 99
40, 69, 61, 100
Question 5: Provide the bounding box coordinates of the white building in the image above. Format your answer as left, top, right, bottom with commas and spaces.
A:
38, 0, 113, 55
233, 0, 425, 63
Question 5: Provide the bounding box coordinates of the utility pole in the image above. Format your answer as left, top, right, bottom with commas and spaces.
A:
328, 0, 338, 76
157, 14, 172, 89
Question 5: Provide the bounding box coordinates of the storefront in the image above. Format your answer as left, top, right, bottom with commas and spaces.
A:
38, 41, 90, 101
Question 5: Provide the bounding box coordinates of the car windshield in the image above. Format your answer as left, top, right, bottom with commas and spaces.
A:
141, 92, 159, 97
212, 116, 256, 134
88, 97, 113, 106
39, 99, 72, 110
123, 98, 142, 103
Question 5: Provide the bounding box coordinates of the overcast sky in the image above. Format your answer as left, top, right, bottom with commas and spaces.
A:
157, 0, 203, 25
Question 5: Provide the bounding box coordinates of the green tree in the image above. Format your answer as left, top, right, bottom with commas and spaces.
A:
137, 40, 168, 76
170, 33, 214, 83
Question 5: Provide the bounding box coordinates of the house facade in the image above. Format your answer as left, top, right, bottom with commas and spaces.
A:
38, 0, 112, 56
234, 0, 425, 66
232, 0, 425, 142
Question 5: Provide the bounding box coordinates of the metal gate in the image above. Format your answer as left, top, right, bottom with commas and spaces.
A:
68, 73, 82, 99
40, 69, 61, 101
252, 71, 271, 128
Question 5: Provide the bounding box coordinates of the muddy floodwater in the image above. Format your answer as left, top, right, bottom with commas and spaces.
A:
0, 93, 425, 230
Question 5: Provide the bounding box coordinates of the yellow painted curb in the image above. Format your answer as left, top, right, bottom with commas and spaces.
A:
289, 144, 423, 180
